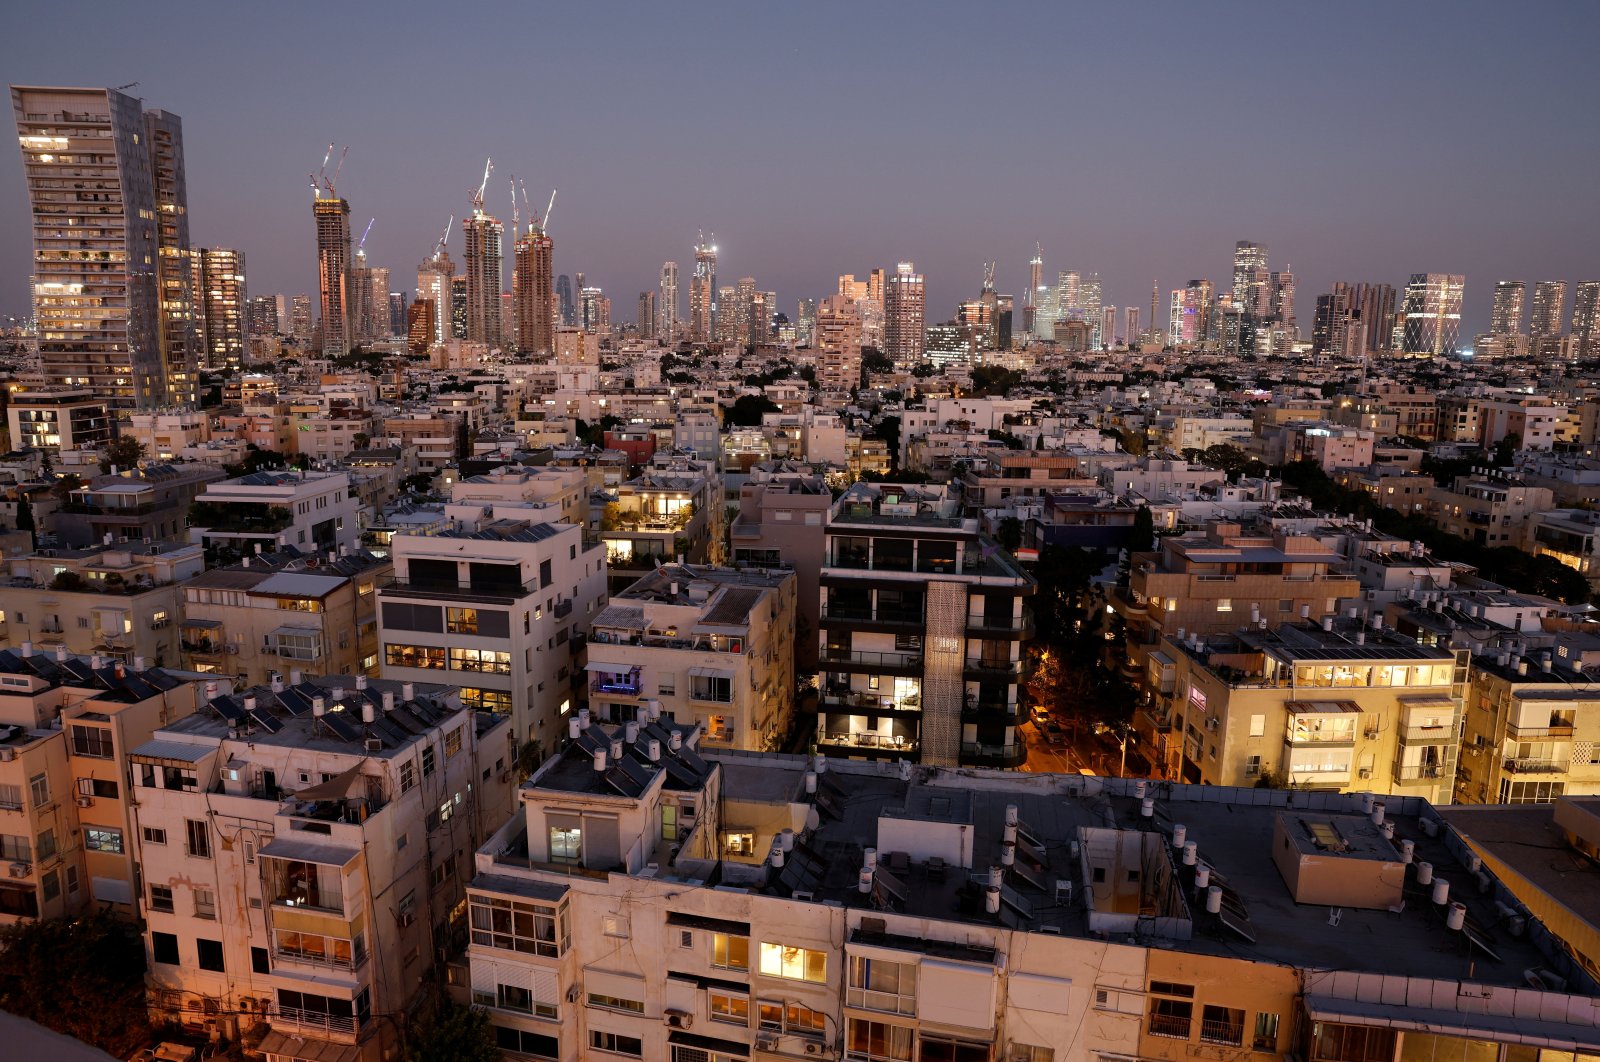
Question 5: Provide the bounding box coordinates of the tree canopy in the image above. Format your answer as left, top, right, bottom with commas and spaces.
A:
403, 985, 502, 1062
0, 910, 150, 1056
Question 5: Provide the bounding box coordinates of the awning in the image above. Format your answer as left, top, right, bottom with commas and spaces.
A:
256, 1030, 362, 1062
585, 661, 639, 674
128, 739, 214, 766
181, 619, 224, 631
687, 666, 733, 680
1304, 995, 1600, 1052
257, 837, 359, 868
290, 763, 366, 802
269, 624, 321, 639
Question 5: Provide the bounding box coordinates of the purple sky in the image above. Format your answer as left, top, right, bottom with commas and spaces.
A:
5, 1, 1598, 340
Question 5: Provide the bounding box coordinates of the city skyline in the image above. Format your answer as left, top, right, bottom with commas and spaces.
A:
2, 3, 1598, 340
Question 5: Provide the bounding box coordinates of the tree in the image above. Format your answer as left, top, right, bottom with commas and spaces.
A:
15, 494, 34, 541
99, 435, 147, 474
996, 516, 1023, 553
860, 348, 894, 380
403, 985, 501, 1062
1494, 432, 1521, 468
0, 909, 151, 1056
726, 394, 781, 427
514, 738, 545, 780
352, 432, 371, 450
1130, 505, 1155, 554
49, 473, 83, 502
969, 364, 1023, 396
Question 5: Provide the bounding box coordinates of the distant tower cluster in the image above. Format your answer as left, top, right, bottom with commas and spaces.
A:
1398, 273, 1465, 358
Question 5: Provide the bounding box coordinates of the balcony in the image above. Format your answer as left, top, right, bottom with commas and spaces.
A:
1504, 758, 1569, 775
960, 741, 1026, 767
819, 647, 923, 672
964, 658, 1021, 681
962, 701, 1023, 726
271, 1008, 359, 1040
591, 669, 643, 697
1507, 720, 1575, 739
377, 574, 537, 604
821, 604, 924, 628
1147, 1015, 1191, 1040
1396, 763, 1445, 782
273, 941, 369, 973
816, 732, 917, 758
966, 609, 1034, 638
821, 687, 922, 713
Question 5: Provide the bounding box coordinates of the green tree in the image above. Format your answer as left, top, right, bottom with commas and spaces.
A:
726, 394, 781, 427
99, 435, 147, 474
996, 516, 1023, 553
15, 494, 34, 541
860, 348, 894, 379
0, 909, 150, 1055
969, 364, 1023, 396
49, 570, 88, 592
1130, 505, 1155, 554
404, 986, 501, 1062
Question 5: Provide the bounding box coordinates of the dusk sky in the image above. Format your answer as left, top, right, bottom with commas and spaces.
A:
4, 1, 1598, 339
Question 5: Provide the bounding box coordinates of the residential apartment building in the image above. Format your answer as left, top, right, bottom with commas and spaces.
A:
376, 515, 607, 751
0, 539, 204, 666
188, 470, 361, 559
6, 389, 114, 454
819, 482, 1035, 768
1153, 618, 1465, 801
49, 462, 226, 548
1114, 521, 1359, 672
0, 649, 206, 922
600, 454, 723, 593
1457, 647, 1600, 806
179, 548, 390, 683
134, 676, 513, 1061
729, 466, 832, 672
587, 565, 796, 752
959, 451, 1098, 510
1429, 475, 1555, 548
463, 735, 1600, 1062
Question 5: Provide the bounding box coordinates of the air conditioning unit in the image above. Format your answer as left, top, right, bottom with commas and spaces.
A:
803, 1043, 827, 1057
396, 912, 415, 928
9, 862, 30, 878
1358, 767, 1372, 779
0, 748, 13, 762
364, 738, 383, 752
755, 1033, 780, 1051
665, 1010, 693, 1029
1364, 727, 1379, 739
75, 794, 94, 807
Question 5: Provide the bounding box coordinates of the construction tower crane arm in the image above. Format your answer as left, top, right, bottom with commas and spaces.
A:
470, 157, 493, 211
358, 218, 374, 250
543, 188, 556, 233
434, 215, 454, 257
324, 145, 348, 198
509, 176, 519, 232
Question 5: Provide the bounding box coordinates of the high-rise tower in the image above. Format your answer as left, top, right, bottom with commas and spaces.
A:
1490, 281, 1525, 337
314, 195, 352, 356
196, 248, 248, 371
462, 176, 504, 349
1574, 282, 1600, 359
658, 261, 680, 341
1232, 241, 1268, 313
416, 241, 454, 350
1399, 273, 1464, 358
883, 261, 926, 364
12, 85, 199, 407
512, 211, 553, 354
1530, 281, 1567, 341
690, 235, 718, 343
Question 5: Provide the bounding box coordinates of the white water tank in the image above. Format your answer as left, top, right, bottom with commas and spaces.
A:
1446, 902, 1466, 932
1172, 824, 1187, 849
1432, 878, 1450, 905
1206, 886, 1223, 914
593, 749, 607, 772
1416, 861, 1434, 885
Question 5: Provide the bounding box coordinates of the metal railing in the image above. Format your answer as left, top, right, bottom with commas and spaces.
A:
1147, 1014, 1191, 1040
817, 732, 916, 753
271, 1008, 359, 1038
1504, 758, 1569, 774
819, 648, 922, 669
1199, 1018, 1244, 1046
822, 604, 924, 625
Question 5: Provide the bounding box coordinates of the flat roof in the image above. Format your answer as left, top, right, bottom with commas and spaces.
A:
1436, 803, 1600, 932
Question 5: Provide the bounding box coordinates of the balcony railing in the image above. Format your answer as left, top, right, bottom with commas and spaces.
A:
1396, 764, 1445, 781
271, 1008, 359, 1039
821, 688, 922, 713
817, 732, 916, 754
819, 648, 922, 670
273, 943, 369, 973
960, 740, 1025, 762
1148, 1015, 1191, 1040
822, 604, 924, 626
1507, 722, 1575, 739
1504, 758, 1569, 774
591, 672, 643, 696
964, 658, 1020, 680
1199, 1018, 1244, 1047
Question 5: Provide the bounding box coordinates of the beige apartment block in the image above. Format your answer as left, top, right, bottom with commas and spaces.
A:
1429, 474, 1555, 549
587, 565, 796, 752
1152, 618, 1465, 803
1458, 646, 1600, 806
135, 676, 513, 1061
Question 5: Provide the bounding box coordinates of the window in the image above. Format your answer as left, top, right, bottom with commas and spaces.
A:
1148, 997, 1193, 1040
495, 984, 534, 1013
549, 826, 582, 865
194, 888, 217, 920
35, 828, 55, 861
151, 932, 179, 965
70, 724, 113, 758
444, 726, 463, 758
186, 818, 211, 859
469, 895, 569, 957
712, 932, 748, 971
252, 947, 270, 974
1254, 1012, 1281, 1051
709, 990, 749, 1026
149, 885, 174, 913
589, 1031, 643, 1057
422, 745, 437, 776
587, 992, 644, 1014
446, 607, 479, 634
1310, 1021, 1395, 1062
28, 772, 49, 808
496, 1026, 559, 1060
449, 647, 512, 673
197, 937, 225, 972
85, 825, 123, 853
1012, 1047, 1053, 1062
41, 869, 59, 902
846, 1017, 913, 1061
461, 687, 513, 713
1200, 1004, 1245, 1046
721, 831, 755, 857
919, 1035, 989, 1062
385, 643, 446, 670
0, 784, 20, 810
142, 827, 167, 846
1216, 598, 1232, 613
1245, 755, 1262, 777
399, 759, 416, 793
1248, 714, 1265, 737
759, 942, 827, 984
602, 914, 629, 939
848, 955, 917, 1014
758, 1000, 825, 1034
90, 777, 118, 798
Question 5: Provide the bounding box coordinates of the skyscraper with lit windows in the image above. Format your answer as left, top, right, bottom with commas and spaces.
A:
1490, 280, 1525, 337
462, 208, 504, 348
1530, 281, 1567, 341
1574, 281, 1600, 358
512, 216, 553, 354
883, 261, 925, 363
658, 261, 679, 341
1399, 273, 1465, 358
690, 236, 717, 343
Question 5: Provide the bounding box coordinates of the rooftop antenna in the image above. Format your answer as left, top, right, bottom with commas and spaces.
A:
470, 157, 493, 212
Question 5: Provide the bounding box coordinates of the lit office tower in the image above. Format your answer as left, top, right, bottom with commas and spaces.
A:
450, 277, 468, 339
797, 298, 817, 345
247, 295, 280, 336
312, 191, 352, 355
1270, 269, 1296, 333
1101, 306, 1117, 347
462, 203, 504, 349
196, 248, 248, 371
1233, 240, 1269, 312
290, 294, 313, 341
1169, 290, 1184, 342
658, 261, 679, 341
1574, 282, 1600, 358
1183, 279, 1213, 342
690, 235, 718, 343
12, 85, 201, 407
580, 287, 609, 332
637, 291, 655, 336
1024, 245, 1043, 334
1056, 271, 1082, 317
731, 277, 759, 346
416, 244, 454, 349
1490, 281, 1525, 336
346, 244, 373, 345
388, 291, 405, 335
1080, 273, 1103, 344
883, 261, 926, 363
1312, 292, 1355, 361
367, 267, 390, 339
1124, 306, 1140, 344
1530, 281, 1567, 341
555, 274, 575, 326
1399, 273, 1465, 358
512, 214, 554, 353
1333, 281, 1395, 354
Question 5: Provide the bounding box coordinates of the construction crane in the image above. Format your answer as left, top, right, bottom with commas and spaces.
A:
324, 146, 348, 199
469, 157, 493, 212
433, 215, 454, 260
517, 180, 532, 234
509, 177, 519, 234
309, 142, 334, 199
541, 188, 556, 234
357, 218, 375, 253
982, 261, 996, 293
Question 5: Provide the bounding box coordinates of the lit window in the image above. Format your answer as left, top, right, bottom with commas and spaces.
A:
759, 942, 827, 984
